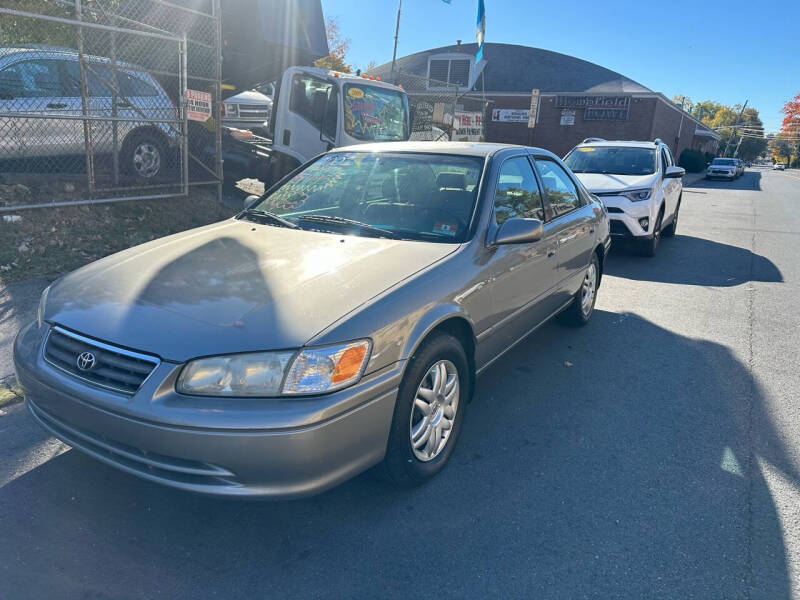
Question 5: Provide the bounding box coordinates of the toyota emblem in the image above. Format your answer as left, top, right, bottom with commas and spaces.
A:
76, 351, 96, 371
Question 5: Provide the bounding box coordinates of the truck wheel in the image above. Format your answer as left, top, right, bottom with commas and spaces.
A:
122, 131, 167, 181
380, 333, 469, 486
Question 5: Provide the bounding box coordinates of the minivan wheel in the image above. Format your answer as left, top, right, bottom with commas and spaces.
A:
122, 132, 166, 181
558, 252, 599, 327
381, 333, 469, 486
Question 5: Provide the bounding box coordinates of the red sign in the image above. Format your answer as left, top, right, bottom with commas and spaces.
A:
187, 89, 212, 122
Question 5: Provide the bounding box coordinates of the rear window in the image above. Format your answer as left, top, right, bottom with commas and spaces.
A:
711, 158, 735, 166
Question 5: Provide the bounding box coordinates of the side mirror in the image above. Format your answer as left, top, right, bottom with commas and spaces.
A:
664, 166, 685, 179
244, 194, 259, 210
493, 217, 543, 245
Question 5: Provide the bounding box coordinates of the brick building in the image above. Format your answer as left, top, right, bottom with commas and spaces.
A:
370, 42, 719, 159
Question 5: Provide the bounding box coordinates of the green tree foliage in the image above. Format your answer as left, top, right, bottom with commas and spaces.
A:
681, 98, 767, 161
778, 91, 800, 166
313, 17, 351, 74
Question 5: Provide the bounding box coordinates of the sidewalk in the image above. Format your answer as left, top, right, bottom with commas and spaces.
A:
682, 170, 707, 186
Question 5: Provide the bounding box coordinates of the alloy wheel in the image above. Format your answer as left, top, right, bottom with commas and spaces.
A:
409, 359, 460, 462
132, 142, 161, 178
581, 262, 597, 316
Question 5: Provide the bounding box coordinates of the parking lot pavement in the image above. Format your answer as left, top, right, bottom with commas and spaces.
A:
0, 168, 798, 599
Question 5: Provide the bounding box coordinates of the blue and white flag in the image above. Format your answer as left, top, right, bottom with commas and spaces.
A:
475, 0, 486, 61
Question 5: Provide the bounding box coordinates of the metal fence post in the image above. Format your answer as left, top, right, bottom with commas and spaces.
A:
75, 0, 95, 194
180, 33, 189, 197
213, 0, 223, 203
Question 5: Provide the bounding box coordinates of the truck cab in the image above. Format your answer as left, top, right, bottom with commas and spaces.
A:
267, 66, 410, 182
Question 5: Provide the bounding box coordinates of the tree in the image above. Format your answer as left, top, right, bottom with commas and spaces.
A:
769, 134, 792, 164
672, 94, 693, 114
313, 17, 351, 73
779, 91, 800, 166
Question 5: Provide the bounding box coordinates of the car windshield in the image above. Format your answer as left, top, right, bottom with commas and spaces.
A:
343, 84, 408, 141
564, 146, 656, 176
712, 158, 735, 166
246, 151, 484, 242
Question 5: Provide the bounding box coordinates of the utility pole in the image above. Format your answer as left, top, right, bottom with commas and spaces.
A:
722, 99, 748, 157
390, 0, 402, 80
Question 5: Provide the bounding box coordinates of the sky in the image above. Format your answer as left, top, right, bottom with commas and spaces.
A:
320, 0, 799, 132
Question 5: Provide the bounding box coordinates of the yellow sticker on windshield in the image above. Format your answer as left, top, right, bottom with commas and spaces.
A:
347, 87, 365, 99
577, 147, 595, 152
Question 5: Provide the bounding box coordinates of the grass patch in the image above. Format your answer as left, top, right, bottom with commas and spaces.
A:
1, 188, 236, 285
0, 376, 23, 408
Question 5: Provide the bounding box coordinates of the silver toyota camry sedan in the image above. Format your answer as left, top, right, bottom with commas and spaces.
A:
14, 141, 611, 498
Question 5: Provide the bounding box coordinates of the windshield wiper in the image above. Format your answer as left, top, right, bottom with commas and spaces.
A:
298, 214, 401, 239
241, 209, 299, 229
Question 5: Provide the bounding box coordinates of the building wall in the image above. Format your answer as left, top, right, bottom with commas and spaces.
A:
650, 100, 698, 161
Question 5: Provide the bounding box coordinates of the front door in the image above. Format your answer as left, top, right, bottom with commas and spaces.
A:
273, 70, 333, 164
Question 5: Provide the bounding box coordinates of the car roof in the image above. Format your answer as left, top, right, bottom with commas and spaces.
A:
335, 141, 549, 158
0, 45, 138, 70
574, 140, 660, 149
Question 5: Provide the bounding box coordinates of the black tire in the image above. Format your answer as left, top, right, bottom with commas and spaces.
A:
639, 209, 663, 257
558, 252, 600, 327
663, 199, 680, 237
381, 333, 470, 486
121, 130, 168, 181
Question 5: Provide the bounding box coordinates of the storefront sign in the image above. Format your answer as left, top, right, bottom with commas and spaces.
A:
554, 95, 631, 109
528, 89, 540, 128
492, 108, 530, 123
560, 109, 575, 126
412, 101, 434, 132
584, 107, 629, 121
453, 111, 483, 141
187, 89, 212, 122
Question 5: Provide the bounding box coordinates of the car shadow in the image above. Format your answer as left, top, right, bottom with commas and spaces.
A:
0, 311, 794, 599
686, 170, 762, 192
605, 234, 783, 286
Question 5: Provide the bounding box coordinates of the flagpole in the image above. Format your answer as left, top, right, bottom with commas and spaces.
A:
391, 0, 402, 79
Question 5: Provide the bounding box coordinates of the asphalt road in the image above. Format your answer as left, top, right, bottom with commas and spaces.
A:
1, 167, 799, 599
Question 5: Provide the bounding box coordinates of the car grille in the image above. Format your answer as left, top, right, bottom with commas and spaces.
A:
44, 326, 159, 395
236, 104, 271, 118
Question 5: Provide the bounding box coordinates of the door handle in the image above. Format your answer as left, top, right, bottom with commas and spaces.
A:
46, 102, 66, 109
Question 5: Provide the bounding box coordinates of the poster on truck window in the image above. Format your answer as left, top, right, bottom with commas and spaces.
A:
343, 84, 407, 141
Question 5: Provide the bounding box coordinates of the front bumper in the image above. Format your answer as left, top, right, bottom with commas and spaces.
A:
597, 195, 654, 239
706, 170, 735, 179
14, 322, 401, 498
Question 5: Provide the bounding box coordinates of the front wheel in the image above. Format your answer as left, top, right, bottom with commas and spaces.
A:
121, 131, 167, 181
639, 211, 663, 257
663, 201, 680, 237
381, 333, 469, 486
558, 252, 599, 327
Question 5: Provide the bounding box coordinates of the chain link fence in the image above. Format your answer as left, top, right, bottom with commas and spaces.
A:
0, 0, 221, 211
389, 72, 488, 143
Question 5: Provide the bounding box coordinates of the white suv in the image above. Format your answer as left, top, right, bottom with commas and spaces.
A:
564, 139, 684, 256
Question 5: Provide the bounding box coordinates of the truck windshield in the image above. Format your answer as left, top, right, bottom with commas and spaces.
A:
247, 151, 484, 242
565, 146, 657, 176
343, 84, 408, 141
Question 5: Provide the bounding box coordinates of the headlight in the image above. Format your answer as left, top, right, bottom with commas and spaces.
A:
223, 103, 238, 117
176, 339, 371, 397
37, 285, 50, 328
622, 188, 652, 202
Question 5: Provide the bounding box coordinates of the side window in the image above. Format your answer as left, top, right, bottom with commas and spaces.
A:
119, 72, 159, 97
0, 59, 67, 98
535, 158, 580, 218
493, 156, 544, 224
660, 148, 671, 172
289, 73, 333, 129
63, 61, 115, 97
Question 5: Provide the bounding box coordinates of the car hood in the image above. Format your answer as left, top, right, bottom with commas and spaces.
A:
225, 89, 272, 105
573, 172, 656, 193
44, 220, 457, 362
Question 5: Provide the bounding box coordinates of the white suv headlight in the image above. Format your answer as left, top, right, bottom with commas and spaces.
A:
176, 340, 372, 397
622, 188, 652, 202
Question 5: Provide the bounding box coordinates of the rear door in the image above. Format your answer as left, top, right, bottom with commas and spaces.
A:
533, 156, 595, 306
482, 154, 560, 354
